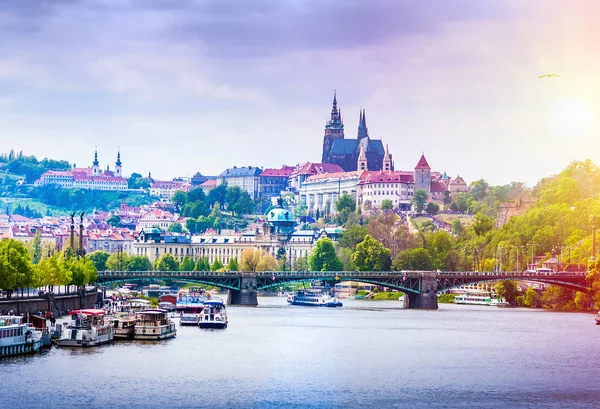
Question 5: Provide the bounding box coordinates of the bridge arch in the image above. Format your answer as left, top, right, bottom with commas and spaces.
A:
256, 275, 421, 294
436, 275, 590, 293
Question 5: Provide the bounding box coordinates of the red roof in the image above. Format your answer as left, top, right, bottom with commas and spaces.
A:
415, 154, 430, 169
360, 170, 414, 184
200, 179, 217, 187
430, 181, 447, 192
68, 309, 106, 316
292, 162, 344, 176
260, 166, 294, 177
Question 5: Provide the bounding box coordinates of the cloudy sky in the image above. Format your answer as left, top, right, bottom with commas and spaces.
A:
1, 0, 599, 185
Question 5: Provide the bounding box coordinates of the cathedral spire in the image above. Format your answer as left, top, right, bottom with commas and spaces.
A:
357, 142, 368, 171
93, 148, 99, 167
383, 143, 392, 171
357, 109, 369, 140
116, 149, 122, 167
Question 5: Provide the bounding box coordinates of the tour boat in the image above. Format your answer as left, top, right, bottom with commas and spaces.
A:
105, 312, 137, 339
56, 309, 114, 347
0, 315, 43, 357
453, 293, 508, 307
199, 300, 228, 329
176, 294, 206, 326
287, 289, 343, 307
133, 309, 177, 340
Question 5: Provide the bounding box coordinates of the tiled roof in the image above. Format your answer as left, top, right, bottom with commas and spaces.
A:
305, 170, 365, 183
430, 181, 448, 192
200, 179, 217, 187
415, 154, 431, 169
360, 171, 414, 184
219, 166, 262, 177
260, 166, 294, 177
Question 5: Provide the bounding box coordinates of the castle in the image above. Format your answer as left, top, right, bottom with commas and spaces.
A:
321, 91, 390, 172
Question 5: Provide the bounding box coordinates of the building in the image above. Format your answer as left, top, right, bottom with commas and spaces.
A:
35, 150, 127, 191
447, 176, 469, 197
87, 228, 135, 254
149, 180, 191, 200
357, 170, 415, 211
217, 166, 263, 199
321, 92, 389, 172
288, 162, 344, 192
136, 209, 177, 232
300, 170, 365, 215
495, 195, 536, 227
199, 179, 217, 195
258, 166, 294, 198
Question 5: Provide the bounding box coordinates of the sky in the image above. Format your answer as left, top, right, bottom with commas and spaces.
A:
1, 0, 599, 186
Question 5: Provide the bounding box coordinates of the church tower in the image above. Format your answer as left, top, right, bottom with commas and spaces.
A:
383, 144, 392, 172
321, 90, 345, 164
92, 148, 100, 176
357, 143, 368, 171
115, 150, 122, 177
414, 152, 431, 194
357, 109, 369, 140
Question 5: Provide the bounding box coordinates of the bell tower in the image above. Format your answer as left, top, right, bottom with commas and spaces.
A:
115, 150, 122, 177
321, 90, 345, 164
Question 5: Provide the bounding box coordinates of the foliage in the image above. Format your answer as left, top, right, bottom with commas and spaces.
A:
425, 202, 440, 215
127, 256, 152, 271
154, 253, 180, 271
0, 239, 35, 292
33, 185, 153, 212
381, 199, 393, 210
106, 252, 129, 271
292, 255, 309, 271
392, 248, 433, 270
335, 193, 356, 225
337, 225, 368, 251
239, 249, 278, 272
309, 238, 342, 271
64, 257, 97, 286
210, 259, 224, 272
0, 151, 71, 184
107, 214, 122, 227
88, 250, 110, 272
226, 257, 239, 271
372, 292, 403, 300
180, 256, 195, 271
472, 212, 493, 236
437, 293, 456, 303
523, 287, 541, 308
168, 223, 184, 233
31, 231, 43, 264
412, 189, 428, 213
351, 235, 392, 271
367, 212, 417, 259
495, 280, 519, 305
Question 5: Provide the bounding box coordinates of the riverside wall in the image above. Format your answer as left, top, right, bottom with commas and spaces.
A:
0, 291, 100, 316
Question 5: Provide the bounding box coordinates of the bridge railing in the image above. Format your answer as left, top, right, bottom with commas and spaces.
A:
436, 271, 587, 277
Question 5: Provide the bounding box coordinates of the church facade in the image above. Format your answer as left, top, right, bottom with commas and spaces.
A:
321, 92, 390, 172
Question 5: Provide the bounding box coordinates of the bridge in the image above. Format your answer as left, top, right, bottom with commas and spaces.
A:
96, 270, 590, 309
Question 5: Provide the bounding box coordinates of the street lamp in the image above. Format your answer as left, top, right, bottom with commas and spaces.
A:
526, 243, 539, 271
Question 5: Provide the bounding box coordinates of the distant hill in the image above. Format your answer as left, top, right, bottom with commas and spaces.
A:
0, 150, 71, 184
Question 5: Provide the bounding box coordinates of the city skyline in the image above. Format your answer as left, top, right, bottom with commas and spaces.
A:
1, 0, 599, 185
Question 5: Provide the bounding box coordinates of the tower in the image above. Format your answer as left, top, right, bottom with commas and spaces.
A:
414, 152, 431, 194
321, 90, 345, 163
92, 148, 100, 176
383, 144, 392, 172
357, 143, 368, 171
357, 109, 369, 140
115, 150, 122, 177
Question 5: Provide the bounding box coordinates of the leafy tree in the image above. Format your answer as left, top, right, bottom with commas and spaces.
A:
338, 225, 368, 250
107, 214, 122, 227
495, 280, 519, 305
451, 219, 463, 236
393, 248, 433, 270
127, 256, 152, 271
168, 223, 184, 233
225, 257, 238, 271
154, 253, 180, 271
232, 191, 255, 215
412, 189, 428, 213
472, 212, 493, 236
426, 202, 440, 215
368, 212, 417, 259
210, 259, 224, 271
0, 239, 35, 295
172, 190, 187, 210
180, 256, 195, 271
88, 250, 110, 272
337, 247, 355, 270
293, 255, 309, 271
64, 257, 97, 287
207, 185, 227, 209
187, 188, 206, 203
309, 238, 343, 271
335, 193, 356, 225
381, 199, 393, 210
239, 249, 278, 272
523, 287, 541, 307
351, 235, 392, 271
31, 231, 43, 264
106, 252, 130, 271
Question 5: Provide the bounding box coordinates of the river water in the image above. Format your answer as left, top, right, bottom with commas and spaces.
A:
1, 297, 599, 409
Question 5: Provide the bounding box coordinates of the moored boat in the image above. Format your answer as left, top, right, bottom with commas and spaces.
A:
133, 309, 177, 340
176, 294, 206, 326
56, 309, 114, 347
0, 315, 43, 357
287, 290, 343, 307
105, 312, 136, 339
453, 293, 509, 307
199, 300, 228, 329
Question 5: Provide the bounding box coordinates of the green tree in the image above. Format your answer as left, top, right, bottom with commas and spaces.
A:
64, 257, 97, 287
88, 250, 110, 272
172, 190, 187, 210
523, 287, 541, 307
126, 256, 152, 271
337, 225, 368, 250
154, 253, 180, 271
195, 256, 210, 271
106, 252, 130, 271
180, 256, 195, 271
309, 238, 343, 271
381, 199, 393, 211
495, 280, 519, 305
425, 202, 440, 215
31, 231, 43, 264
293, 255, 309, 271
393, 248, 433, 270
451, 219, 463, 236
335, 193, 356, 225
232, 191, 255, 215
239, 249, 278, 272
0, 239, 34, 295
168, 223, 184, 233
337, 247, 355, 270
412, 189, 428, 213
226, 257, 239, 271
107, 214, 122, 227
210, 259, 224, 271
351, 235, 392, 271
472, 212, 493, 236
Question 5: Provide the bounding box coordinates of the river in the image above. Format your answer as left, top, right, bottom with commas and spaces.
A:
1, 297, 599, 409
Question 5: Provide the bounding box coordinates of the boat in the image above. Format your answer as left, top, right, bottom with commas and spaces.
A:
133, 309, 177, 340
105, 312, 136, 339
56, 309, 114, 347
199, 300, 228, 329
453, 293, 509, 307
286, 289, 343, 307
176, 294, 206, 326
0, 315, 43, 357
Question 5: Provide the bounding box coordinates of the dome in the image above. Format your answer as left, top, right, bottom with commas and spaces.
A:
267, 207, 293, 223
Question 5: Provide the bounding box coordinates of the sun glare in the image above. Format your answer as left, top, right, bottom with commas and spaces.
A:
547, 97, 596, 139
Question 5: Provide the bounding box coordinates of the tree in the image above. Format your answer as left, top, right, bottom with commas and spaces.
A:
0, 239, 34, 295
338, 225, 368, 250
207, 185, 227, 208
472, 212, 493, 236
425, 202, 440, 215
107, 214, 122, 227
367, 212, 417, 259
351, 235, 392, 271
31, 231, 43, 264
381, 199, 393, 211
64, 257, 97, 287
154, 253, 180, 271
523, 287, 541, 308
88, 250, 110, 272
412, 189, 428, 213
393, 248, 433, 271
180, 256, 195, 271
293, 255, 309, 271
168, 223, 184, 233
195, 256, 210, 271
172, 190, 187, 210
495, 280, 519, 305
127, 256, 152, 271
210, 259, 224, 271
335, 193, 356, 225
226, 257, 239, 271
309, 238, 343, 271
106, 252, 130, 271
239, 249, 278, 272
451, 219, 463, 236
233, 191, 255, 215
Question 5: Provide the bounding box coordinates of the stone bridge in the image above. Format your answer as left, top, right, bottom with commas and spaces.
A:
96, 270, 590, 309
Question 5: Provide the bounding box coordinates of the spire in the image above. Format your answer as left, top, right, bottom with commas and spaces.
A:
357, 142, 367, 171
93, 148, 99, 167
383, 143, 392, 172
357, 109, 369, 140
415, 152, 430, 169
116, 149, 122, 167
324, 90, 344, 135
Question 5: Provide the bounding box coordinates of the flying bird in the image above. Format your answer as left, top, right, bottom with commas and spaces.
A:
539, 74, 560, 78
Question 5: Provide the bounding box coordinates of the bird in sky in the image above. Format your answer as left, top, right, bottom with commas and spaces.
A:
538, 74, 560, 78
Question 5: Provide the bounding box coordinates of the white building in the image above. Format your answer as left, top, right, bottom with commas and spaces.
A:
299, 170, 364, 215
217, 166, 263, 199
149, 180, 191, 200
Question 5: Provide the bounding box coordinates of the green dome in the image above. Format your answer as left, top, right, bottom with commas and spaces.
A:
268, 208, 293, 222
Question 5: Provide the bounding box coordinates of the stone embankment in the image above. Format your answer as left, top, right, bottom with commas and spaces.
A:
0, 291, 100, 316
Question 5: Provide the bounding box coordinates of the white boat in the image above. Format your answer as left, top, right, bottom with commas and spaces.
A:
0, 315, 43, 357
199, 300, 228, 329
56, 309, 114, 347
176, 294, 206, 326
287, 289, 343, 307
133, 309, 177, 340
453, 293, 509, 307
105, 312, 136, 339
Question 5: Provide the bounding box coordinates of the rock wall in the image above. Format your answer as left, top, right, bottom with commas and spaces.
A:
0, 291, 101, 316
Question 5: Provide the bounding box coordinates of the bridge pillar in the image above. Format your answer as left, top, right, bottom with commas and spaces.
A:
227, 273, 258, 306
403, 272, 438, 309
